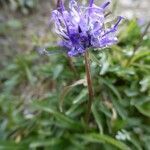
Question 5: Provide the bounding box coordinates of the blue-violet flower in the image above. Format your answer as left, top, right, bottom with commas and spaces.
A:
51, 0, 124, 57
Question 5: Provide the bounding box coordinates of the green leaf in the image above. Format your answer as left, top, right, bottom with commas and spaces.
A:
7, 19, 22, 29
0, 141, 27, 150
89, 52, 101, 66
92, 102, 103, 134
65, 89, 87, 116
52, 65, 63, 80
136, 102, 150, 117
25, 66, 35, 85
99, 78, 127, 119
32, 101, 85, 131
99, 78, 122, 102
59, 79, 86, 112
78, 133, 131, 150
29, 138, 62, 149
131, 50, 150, 63
128, 136, 142, 150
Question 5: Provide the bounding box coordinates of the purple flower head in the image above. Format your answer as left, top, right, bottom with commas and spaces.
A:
51, 0, 124, 57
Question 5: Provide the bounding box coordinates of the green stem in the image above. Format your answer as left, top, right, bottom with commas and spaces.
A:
84, 51, 94, 123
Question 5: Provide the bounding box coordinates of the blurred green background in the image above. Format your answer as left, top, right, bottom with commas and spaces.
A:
0, 0, 150, 149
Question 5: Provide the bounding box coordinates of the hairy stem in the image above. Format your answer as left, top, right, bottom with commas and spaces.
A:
84, 51, 94, 123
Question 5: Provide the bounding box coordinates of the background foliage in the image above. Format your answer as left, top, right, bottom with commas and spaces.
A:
0, 0, 38, 14
0, 0, 150, 150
